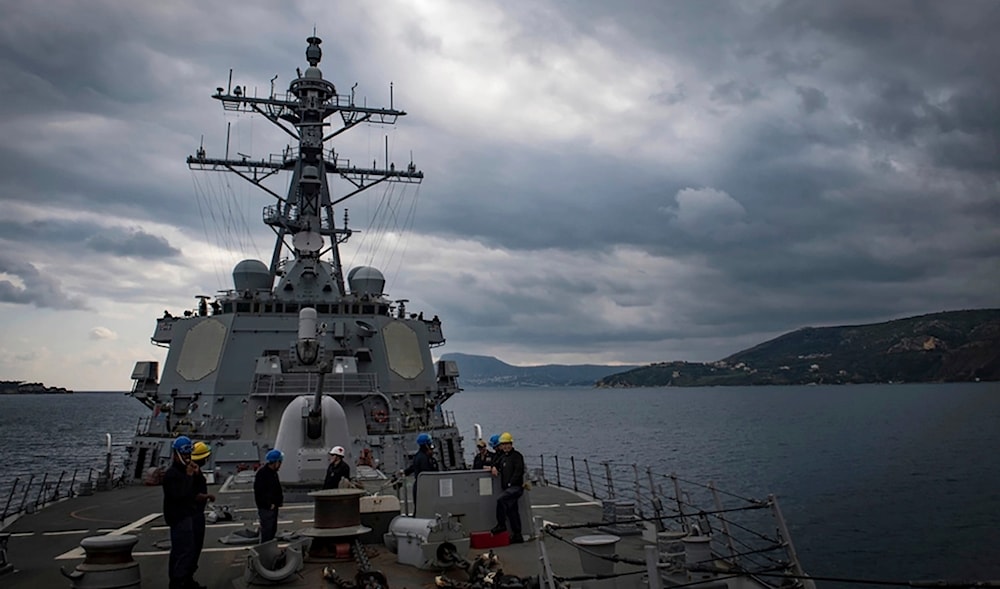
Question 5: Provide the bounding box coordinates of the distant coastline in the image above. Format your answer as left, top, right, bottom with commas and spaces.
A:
0, 380, 73, 394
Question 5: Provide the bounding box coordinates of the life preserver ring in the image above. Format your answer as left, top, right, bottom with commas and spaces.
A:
372, 408, 389, 424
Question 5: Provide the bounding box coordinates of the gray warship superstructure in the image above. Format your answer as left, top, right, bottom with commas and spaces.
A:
125, 36, 463, 485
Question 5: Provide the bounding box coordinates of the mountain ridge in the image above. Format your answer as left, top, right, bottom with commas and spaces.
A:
443, 309, 1000, 387
439, 353, 638, 387
597, 308, 1000, 387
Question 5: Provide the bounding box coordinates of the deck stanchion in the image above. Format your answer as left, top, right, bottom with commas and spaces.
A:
570, 456, 578, 492
644, 545, 663, 589
646, 468, 665, 532
670, 474, 687, 532
709, 482, 737, 563
584, 458, 595, 497
770, 494, 808, 579
554, 456, 561, 488
535, 516, 558, 589
18, 475, 34, 515
2, 478, 18, 521
34, 473, 49, 509
603, 461, 614, 500
52, 471, 66, 502
633, 464, 642, 518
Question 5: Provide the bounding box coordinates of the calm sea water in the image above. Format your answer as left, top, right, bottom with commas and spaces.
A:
2, 382, 998, 586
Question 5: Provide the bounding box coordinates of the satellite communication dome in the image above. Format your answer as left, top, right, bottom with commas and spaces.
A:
347, 266, 385, 297
233, 259, 271, 291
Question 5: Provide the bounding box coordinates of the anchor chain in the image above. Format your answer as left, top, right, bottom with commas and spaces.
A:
322, 540, 388, 589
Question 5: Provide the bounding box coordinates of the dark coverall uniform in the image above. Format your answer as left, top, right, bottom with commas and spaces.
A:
473, 450, 495, 470
323, 460, 351, 490
253, 466, 283, 542
162, 461, 198, 588
192, 469, 208, 575
493, 448, 526, 540
404, 448, 439, 507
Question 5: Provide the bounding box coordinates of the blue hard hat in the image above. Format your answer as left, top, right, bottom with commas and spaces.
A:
416, 432, 432, 447
265, 449, 284, 464
488, 434, 500, 449
172, 435, 193, 454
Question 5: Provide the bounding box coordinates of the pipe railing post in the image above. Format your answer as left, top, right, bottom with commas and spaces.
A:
584, 459, 595, 497
709, 481, 737, 563
633, 464, 643, 518
646, 468, 665, 532
51, 471, 66, 502
2, 478, 18, 520
535, 516, 558, 589
670, 474, 687, 532
603, 461, 614, 500
644, 545, 663, 589
770, 494, 808, 579
18, 474, 34, 515
570, 456, 578, 492
554, 456, 561, 488
34, 473, 49, 510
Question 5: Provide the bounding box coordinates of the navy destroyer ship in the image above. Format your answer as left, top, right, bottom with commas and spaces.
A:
125, 34, 463, 488
0, 36, 823, 589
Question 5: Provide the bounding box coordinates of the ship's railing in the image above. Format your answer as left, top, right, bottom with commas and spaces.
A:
0, 466, 127, 529
528, 455, 809, 587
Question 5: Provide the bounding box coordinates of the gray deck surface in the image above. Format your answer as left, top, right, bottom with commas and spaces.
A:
1, 481, 648, 589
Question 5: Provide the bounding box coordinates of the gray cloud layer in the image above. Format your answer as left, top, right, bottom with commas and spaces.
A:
0, 0, 997, 369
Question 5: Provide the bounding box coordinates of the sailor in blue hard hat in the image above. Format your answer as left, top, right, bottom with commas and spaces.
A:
254, 449, 284, 542
402, 432, 439, 508
162, 435, 203, 589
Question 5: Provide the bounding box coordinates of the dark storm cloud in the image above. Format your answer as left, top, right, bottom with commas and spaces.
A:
795, 86, 827, 114
710, 80, 762, 106
0, 220, 180, 260
0, 256, 88, 310
85, 229, 181, 259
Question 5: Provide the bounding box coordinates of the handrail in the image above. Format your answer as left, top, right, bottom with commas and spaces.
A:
0, 465, 124, 529
527, 454, 810, 587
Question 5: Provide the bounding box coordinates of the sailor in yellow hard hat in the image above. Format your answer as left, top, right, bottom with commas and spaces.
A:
490, 432, 526, 543
190, 442, 214, 589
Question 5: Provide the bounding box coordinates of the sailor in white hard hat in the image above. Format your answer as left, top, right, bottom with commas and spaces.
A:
323, 445, 352, 489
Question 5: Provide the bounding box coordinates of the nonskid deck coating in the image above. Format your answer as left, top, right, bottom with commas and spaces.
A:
2, 481, 632, 589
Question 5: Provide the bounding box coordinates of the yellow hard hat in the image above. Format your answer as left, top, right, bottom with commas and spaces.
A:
499, 432, 513, 444
191, 441, 211, 461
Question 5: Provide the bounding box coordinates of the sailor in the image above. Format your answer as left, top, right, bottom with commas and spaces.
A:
162, 435, 200, 589
402, 432, 439, 507
472, 438, 494, 469
190, 442, 214, 589
254, 449, 284, 542
322, 446, 351, 489
491, 432, 526, 543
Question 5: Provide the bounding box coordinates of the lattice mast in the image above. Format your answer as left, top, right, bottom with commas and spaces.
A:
187, 36, 423, 297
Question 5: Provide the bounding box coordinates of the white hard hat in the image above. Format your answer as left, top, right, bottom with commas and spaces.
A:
329, 446, 345, 457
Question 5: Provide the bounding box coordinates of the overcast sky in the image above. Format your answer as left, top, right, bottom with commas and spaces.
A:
1, 1, 998, 390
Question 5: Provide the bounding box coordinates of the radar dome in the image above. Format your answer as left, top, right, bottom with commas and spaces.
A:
347, 266, 385, 297
233, 259, 271, 291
